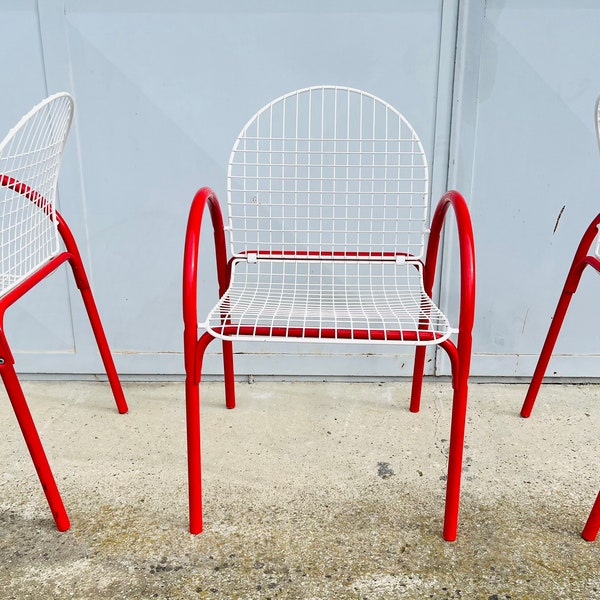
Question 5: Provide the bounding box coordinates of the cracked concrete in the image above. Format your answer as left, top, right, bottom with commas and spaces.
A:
0, 380, 598, 599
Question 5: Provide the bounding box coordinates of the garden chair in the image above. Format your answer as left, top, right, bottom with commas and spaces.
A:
0, 93, 128, 531
183, 86, 475, 541
520, 210, 600, 542
520, 96, 600, 542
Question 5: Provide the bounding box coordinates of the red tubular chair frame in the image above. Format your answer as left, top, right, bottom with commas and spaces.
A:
183, 187, 475, 541
0, 176, 128, 532
520, 212, 600, 542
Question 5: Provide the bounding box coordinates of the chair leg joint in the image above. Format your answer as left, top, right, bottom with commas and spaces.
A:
0, 331, 14, 367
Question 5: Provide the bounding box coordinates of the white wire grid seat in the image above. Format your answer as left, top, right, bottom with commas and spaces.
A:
0, 93, 72, 297
204, 258, 451, 343
203, 86, 451, 344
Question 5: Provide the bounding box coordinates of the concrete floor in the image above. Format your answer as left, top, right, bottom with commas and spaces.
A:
0, 380, 598, 599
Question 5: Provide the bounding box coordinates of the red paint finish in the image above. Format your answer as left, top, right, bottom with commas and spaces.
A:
183, 188, 476, 541
522, 213, 600, 417
0, 177, 127, 531
582, 490, 600, 542
520, 212, 600, 541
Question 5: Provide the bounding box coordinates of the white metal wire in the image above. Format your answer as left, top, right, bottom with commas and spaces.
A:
203, 259, 452, 344
227, 86, 429, 260
0, 93, 74, 297
206, 86, 450, 345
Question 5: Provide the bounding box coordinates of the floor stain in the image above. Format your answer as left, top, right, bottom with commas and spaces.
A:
377, 462, 395, 479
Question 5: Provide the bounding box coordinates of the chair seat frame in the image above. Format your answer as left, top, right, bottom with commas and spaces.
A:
183, 186, 475, 541
202, 256, 453, 345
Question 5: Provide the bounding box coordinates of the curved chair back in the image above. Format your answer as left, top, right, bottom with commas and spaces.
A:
0, 92, 74, 296
227, 85, 428, 260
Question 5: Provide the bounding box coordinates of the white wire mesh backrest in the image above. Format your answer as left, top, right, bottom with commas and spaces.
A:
0, 92, 73, 296
227, 86, 429, 260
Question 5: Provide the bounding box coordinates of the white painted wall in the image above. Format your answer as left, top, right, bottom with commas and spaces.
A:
446, 0, 600, 377
1, 0, 599, 379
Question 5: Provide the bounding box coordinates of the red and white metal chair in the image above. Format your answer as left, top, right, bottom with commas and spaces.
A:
0, 93, 128, 531
183, 86, 475, 541
520, 96, 600, 542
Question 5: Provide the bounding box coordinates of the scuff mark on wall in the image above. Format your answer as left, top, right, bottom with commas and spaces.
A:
521, 308, 529, 334
553, 205, 566, 234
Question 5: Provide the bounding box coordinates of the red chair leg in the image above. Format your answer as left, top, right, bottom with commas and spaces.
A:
521, 213, 600, 418
521, 290, 574, 418
442, 379, 468, 541
186, 375, 203, 534
187, 332, 214, 534
441, 337, 471, 542
58, 215, 127, 414
410, 346, 427, 413
222, 340, 236, 409
582, 490, 600, 542
0, 358, 70, 531
78, 285, 128, 414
